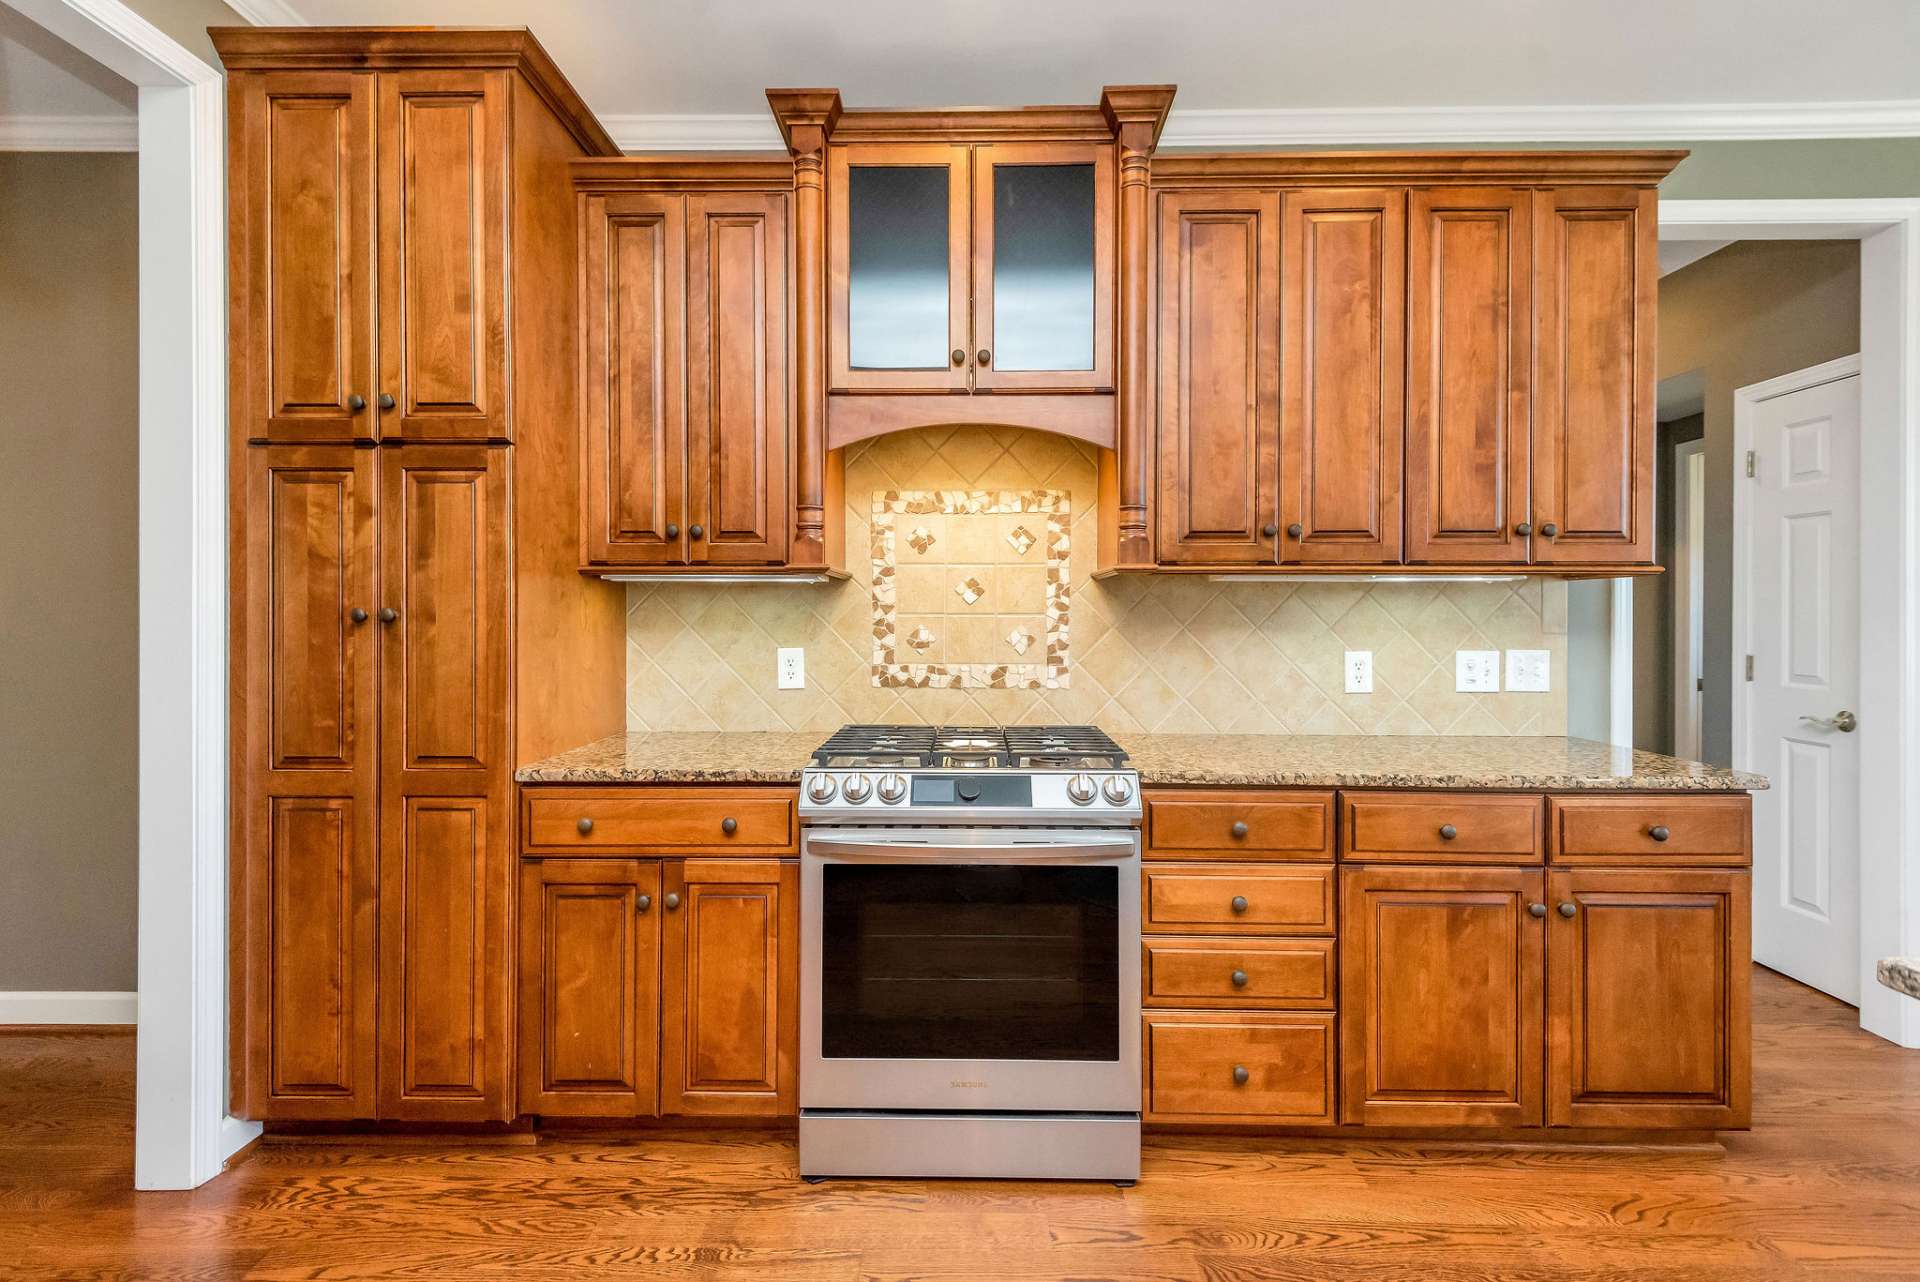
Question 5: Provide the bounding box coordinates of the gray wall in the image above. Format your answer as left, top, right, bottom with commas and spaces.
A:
0, 153, 140, 992
1643, 241, 1862, 764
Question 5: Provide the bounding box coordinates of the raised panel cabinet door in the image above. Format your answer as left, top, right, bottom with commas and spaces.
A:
662, 860, 799, 1116
580, 192, 688, 565
687, 193, 790, 565
827, 143, 971, 392
1154, 190, 1282, 565
1281, 189, 1406, 564
970, 142, 1115, 392
237, 447, 378, 1118
518, 859, 662, 1117
230, 73, 376, 443
376, 447, 512, 1120
1406, 188, 1533, 564
1532, 186, 1656, 565
376, 70, 510, 442
1340, 865, 1545, 1126
1547, 869, 1751, 1128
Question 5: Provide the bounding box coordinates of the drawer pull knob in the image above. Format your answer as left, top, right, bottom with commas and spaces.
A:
1648, 825, 1670, 842
1439, 823, 1458, 840
664, 893, 681, 911
1230, 895, 1249, 914
1230, 969, 1248, 988
576, 817, 594, 835
636, 894, 651, 913
1230, 820, 1249, 838
1231, 1065, 1250, 1086
1528, 902, 1547, 918
721, 816, 738, 835
1557, 901, 1577, 919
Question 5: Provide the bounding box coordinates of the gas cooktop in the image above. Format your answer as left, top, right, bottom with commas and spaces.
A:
801, 724, 1139, 823
811, 724, 1129, 771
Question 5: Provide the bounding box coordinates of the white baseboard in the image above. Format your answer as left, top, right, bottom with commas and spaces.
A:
0, 991, 138, 1025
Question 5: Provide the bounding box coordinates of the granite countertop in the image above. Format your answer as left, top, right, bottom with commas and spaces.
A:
517, 732, 1767, 791
1879, 958, 1920, 1001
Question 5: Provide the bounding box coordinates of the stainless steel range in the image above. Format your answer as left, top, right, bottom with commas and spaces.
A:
798, 724, 1141, 1182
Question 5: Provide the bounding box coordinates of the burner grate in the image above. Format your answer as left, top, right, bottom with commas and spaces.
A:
810, 724, 1127, 768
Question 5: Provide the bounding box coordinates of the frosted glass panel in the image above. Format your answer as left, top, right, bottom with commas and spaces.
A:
847, 166, 950, 370
992, 163, 1095, 371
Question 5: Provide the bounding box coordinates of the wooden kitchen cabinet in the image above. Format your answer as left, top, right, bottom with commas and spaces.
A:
1340, 865, 1546, 1126
518, 859, 662, 1117
662, 860, 800, 1116
1547, 868, 1750, 1128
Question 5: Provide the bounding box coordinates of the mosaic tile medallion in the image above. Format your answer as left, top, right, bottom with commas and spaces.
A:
871, 488, 1069, 690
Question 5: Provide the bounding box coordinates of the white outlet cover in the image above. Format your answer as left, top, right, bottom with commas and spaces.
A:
1455, 649, 1501, 693
776, 646, 805, 690
1506, 648, 1551, 692
1344, 650, 1373, 694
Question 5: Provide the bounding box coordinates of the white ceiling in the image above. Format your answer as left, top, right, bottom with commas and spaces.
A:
276, 0, 1920, 128
0, 5, 135, 120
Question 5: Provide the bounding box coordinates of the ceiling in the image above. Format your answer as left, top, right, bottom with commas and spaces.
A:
0, 4, 134, 120
271, 0, 1920, 131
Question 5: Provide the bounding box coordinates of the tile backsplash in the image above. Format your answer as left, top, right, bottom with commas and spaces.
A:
625, 426, 1568, 735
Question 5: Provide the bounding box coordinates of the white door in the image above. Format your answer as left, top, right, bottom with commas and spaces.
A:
1672, 441, 1706, 761
1738, 361, 1861, 1003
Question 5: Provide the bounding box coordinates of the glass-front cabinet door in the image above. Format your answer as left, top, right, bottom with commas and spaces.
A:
828, 142, 1114, 395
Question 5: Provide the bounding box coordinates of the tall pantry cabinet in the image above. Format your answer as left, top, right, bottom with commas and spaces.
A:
217, 29, 627, 1122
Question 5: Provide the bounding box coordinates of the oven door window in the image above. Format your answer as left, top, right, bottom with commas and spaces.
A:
820, 864, 1120, 1061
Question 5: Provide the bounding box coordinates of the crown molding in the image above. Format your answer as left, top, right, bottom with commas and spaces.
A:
223, 0, 307, 25
0, 113, 138, 150
602, 98, 1920, 153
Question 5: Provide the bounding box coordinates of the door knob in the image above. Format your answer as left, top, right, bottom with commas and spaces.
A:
689, 524, 704, 540
665, 523, 679, 539
1262, 523, 1279, 538
1231, 1065, 1250, 1085
1557, 901, 1577, 918
1515, 521, 1532, 536
350, 607, 369, 623
378, 607, 398, 623
1286, 523, 1303, 538
576, 817, 594, 835
664, 893, 681, 910
636, 894, 651, 913
1540, 522, 1559, 538
378, 392, 395, 411
721, 817, 738, 834
977, 348, 991, 365
1230, 895, 1249, 914
1800, 710, 1858, 733
1528, 902, 1547, 918
348, 394, 366, 413
1230, 969, 1248, 988
952, 349, 966, 366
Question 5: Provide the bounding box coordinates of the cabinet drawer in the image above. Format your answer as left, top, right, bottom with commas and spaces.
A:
523, 788, 796, 853
1145, 789, 1334, 860
1144, 1013, 1336, 1125
1144, 937, 1335, 1010
1341, 792, 1542, 864
1143, 864, 1335, 935
1548, 795, 1751, 866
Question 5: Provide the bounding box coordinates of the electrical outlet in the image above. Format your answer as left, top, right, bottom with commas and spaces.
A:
776, 647, 805, 690
1344, 650, 1373, 694
1506, 649, 1551, 693
1455, 649, 1501, 693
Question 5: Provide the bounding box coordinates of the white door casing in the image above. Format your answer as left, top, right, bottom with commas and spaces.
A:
1673, 440, 1706, 761
1737, 359, 1862, 1004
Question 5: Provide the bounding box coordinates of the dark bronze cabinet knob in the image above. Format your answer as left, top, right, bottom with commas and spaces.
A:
721, 817, 738, 835
1231, 820, 1249, 838
952, 349, 966, 366
665, 523, 679, 539
1515, 521, 1532, 536
378, 607, 398, 623
1649, 825, 1670, 842
1262, 523, 1279, 538
689, 524, 704, 540
636, 893, 651, 913
1230, 969, 1248, 988
378, 392, 395, 411
1439, 823, 1457, 840
1540, 522, 1559, 538
1231, 1065, 1250, 1086
1287, 522, 1303, 538
1557, 901, 1577, 918
350, 607, 369, 623
664, 893, 681, 911
1528, 902, 1547, 918
577, 817, 593, 835
977, 348, 991, 365
348, 394, 366, 413
1230, 895, 1249, 914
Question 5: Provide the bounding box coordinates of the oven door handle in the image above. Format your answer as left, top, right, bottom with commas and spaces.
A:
805, 835, 1136, 863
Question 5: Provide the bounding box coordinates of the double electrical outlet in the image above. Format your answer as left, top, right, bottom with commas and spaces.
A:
1341, 648, 1551, 694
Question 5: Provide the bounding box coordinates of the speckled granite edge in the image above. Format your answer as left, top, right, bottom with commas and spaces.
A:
1878, 958, 1920, 1001
514, 732, 817, 784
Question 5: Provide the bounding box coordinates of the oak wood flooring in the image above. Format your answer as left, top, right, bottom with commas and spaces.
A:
3, 968, 1917, 1281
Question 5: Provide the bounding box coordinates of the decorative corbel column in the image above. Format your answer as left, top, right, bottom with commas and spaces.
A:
767, 88, 844, 569
1098, 85, 1176, 570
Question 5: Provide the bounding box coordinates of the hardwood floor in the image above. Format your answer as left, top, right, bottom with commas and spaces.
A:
3, 968, 1916, 1281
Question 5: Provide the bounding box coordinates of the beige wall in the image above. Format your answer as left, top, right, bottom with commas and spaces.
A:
627, 426, 1569, 735
125, 0, 242, 69
0, 153, 140, 992
1640, 240, 1861, 764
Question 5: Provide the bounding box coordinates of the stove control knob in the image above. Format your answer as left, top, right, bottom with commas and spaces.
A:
841, 773, 874, 803
805, 773, 837, 804
876, 773, 908, 804
1066, 774, 1097, 805
1101, 774, 1134, 805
